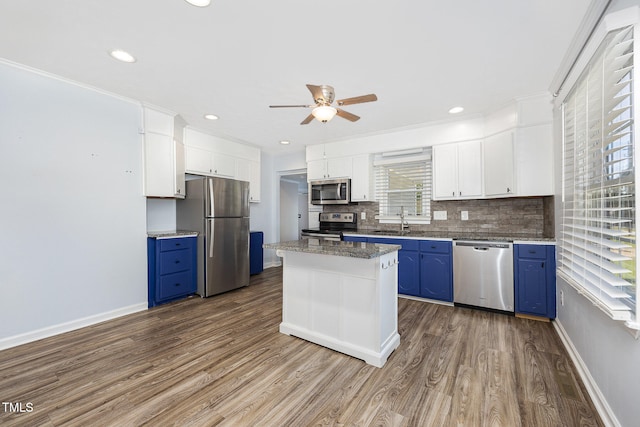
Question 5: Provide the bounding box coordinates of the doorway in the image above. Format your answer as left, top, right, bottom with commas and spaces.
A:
279, 172, 308, 241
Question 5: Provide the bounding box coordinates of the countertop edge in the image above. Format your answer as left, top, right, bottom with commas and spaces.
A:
263, 241, 401, 259
147, 231, 199, 239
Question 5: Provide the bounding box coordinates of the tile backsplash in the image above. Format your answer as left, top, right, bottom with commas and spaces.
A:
323, 196, 554, 238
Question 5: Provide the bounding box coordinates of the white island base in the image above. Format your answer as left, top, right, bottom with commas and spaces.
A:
276, 248, 400, 368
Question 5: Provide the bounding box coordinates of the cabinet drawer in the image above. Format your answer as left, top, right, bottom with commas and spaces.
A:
420, 240, 451, 254
159, 249, 191, 275
159, 238, 191, 252
158, 271, 194, 301
517, 244, 547, 259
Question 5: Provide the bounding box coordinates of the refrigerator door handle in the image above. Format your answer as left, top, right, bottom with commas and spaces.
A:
208, 220, 215, 258
209, 179, 215, 216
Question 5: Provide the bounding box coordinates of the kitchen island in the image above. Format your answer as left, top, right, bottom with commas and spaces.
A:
264, 239, 401, 368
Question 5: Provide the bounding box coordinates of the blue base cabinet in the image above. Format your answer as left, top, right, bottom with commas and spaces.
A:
419, 241, 453, 302
514, 244, 556, 318
344, 235, 452, 302
250, 231, 264, 275
147, 236, 197, 308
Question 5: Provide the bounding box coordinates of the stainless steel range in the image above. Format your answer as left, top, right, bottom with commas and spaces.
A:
301, 212, 357, 241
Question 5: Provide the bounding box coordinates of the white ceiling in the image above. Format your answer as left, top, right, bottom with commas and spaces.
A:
0, 1, 592, 153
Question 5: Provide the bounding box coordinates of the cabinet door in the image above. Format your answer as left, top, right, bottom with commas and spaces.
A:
174, 139, 185, 198
433, 144, 458, 199
326, 157, 352, 179
144, 132, 174, 197
249, 161, 261, 202
457, 140, 483, 198
516, 259, 547, 316
516, 124, 553, 196
420, 253, 453, 302
307, 159, 326, 180
398, 251, 420, 296
351, 154, 374, 202
185, 145, 213, 175
484, 131, 514, 197
211, 152, 236, 177
237, 159, 261, 202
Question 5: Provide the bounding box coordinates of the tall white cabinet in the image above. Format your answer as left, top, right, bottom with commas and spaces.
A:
142, 107, 185, 198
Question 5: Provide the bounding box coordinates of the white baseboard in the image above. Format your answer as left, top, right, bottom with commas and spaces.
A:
0, 303, 148, 351
553, 320, 620, 427
264, 260, 282, 269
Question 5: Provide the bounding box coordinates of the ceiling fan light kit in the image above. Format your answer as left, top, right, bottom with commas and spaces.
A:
270, 84, 377, 125
311, 105, 337, 122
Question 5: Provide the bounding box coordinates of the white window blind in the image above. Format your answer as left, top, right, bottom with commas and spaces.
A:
560, 25, 637, 324
374, 149, 432, 223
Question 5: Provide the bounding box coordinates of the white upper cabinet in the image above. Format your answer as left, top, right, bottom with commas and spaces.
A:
515, 124, 553, 196
142, 107, 185, 198
433, 140, 483, 200
183, 127, 262, 202
483, 130, 515, 197
236, 158, 261, 203
307, 157, 352, 180
351, 154, 375, 202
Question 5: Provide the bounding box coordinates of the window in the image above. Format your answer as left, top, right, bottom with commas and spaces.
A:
374, 149, 432, 223
560, 25, 637, 327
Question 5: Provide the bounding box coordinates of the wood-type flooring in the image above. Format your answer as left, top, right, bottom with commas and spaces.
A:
0, 266, 602, 426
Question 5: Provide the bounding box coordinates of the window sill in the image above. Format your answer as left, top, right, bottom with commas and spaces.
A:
558, 270, 640, 339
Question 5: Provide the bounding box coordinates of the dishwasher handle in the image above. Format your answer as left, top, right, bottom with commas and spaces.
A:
455, 241, 511, 249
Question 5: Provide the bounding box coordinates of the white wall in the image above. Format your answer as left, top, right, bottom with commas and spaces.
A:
552, 4, 640, 426
0, 62, 148, 347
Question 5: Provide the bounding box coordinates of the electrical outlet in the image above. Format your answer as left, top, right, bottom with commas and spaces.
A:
433, 211, 447, 220
361, 212, 366, 220
560, 290, 565, 306
461, 211, 469, 221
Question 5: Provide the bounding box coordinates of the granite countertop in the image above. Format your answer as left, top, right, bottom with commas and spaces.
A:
147, 230, 199, 239
263, 239, 402, 259
345, 230, 555, 243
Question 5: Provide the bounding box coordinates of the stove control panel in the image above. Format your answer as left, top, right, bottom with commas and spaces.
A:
319, 212, 356, 223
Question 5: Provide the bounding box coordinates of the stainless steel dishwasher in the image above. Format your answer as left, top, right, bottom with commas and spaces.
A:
453, 241, 514, 312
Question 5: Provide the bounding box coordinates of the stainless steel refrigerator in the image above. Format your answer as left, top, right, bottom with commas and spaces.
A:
176, 177, 250, 297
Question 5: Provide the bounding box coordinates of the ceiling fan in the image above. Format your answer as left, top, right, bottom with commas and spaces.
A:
269, 84, 377, 125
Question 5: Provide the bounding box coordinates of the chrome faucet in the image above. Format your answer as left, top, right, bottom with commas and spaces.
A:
400, 206, 409, 233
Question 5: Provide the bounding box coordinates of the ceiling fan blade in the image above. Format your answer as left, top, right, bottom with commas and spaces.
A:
300, 114, 315, 125
336, 94, 378, 106
269, 104, 311, 108
306, 84, 325, 103
336, 108, 360, 122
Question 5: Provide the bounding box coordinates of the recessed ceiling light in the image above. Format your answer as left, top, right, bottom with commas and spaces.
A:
185, 0, 211, 6
279, 140, 291, 145
448, 106, 464, 114
108, 49, 136, 63
204, 114, 219, 120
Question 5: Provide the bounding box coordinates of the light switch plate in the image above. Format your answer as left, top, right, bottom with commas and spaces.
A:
433, 210, 447, 220
461, 211, 469, 221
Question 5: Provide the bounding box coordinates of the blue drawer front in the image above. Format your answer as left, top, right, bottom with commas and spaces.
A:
159, 249, 191, 275
419, 240, 451, 254
159, 238, 192, 252
158, 270, 194, 300
517, 244, 547, 259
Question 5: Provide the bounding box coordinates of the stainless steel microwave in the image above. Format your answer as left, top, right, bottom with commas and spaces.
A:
309, 179, 351, 205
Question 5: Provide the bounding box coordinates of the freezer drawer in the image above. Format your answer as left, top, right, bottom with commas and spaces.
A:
201, 217, 250, 296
